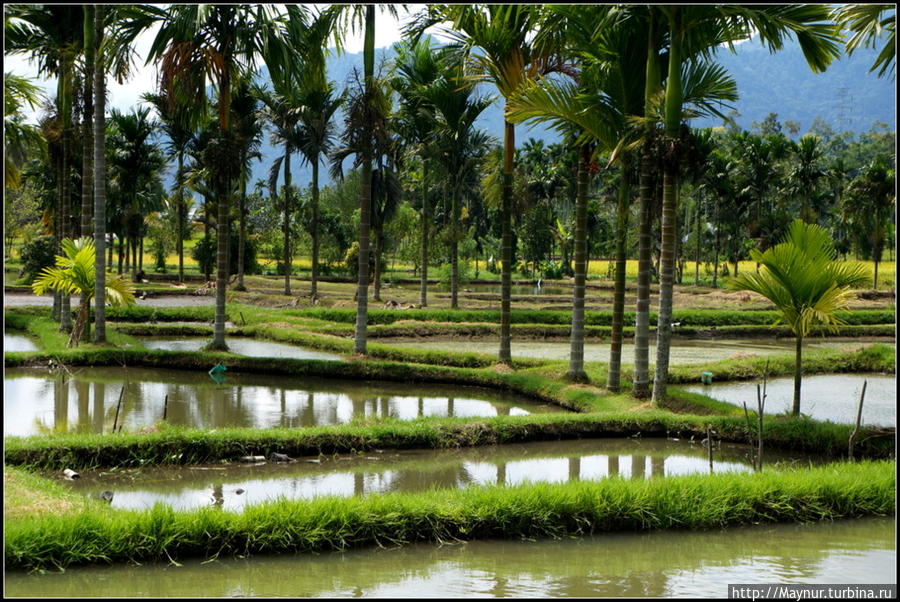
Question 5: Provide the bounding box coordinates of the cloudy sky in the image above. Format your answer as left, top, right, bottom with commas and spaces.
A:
5, 5, 447, 124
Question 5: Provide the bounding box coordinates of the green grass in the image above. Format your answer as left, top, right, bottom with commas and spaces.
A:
5, 460, 894, 570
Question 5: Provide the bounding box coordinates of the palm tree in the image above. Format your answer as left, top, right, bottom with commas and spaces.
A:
842, 156, 896, 289
32, 237, 136, 347
392, 36, 445, 308
649, 5, 842, 406
727, 220, 869, 416
326, 3, 400, 355
415, 4, 561, 365
786, 134, 828, 224
6, 4, 84, 332
4, 72, 46, 188
422, 69, 494, 309
259, 87, 302, 296
145, 4, 296, 350
92, 4, 107, 343
230, 77, 263, 292
142, 90, 195, 283
833, 4, 896, 80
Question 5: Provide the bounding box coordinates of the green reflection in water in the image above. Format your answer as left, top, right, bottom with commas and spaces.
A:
5, 517, 894, 598
59, 438, 818, 512
4, 367, 565, 436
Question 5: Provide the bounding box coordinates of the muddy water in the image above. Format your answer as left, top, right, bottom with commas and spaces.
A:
682, 374, 896, 427
140, 336, 342, 361
3, 367, 564, 436
378, 337, 893, 365
5, 517, 894, 597
59, 438, 813, 512
4, 333, 38, 352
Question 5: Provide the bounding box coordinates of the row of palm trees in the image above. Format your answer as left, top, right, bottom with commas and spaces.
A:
6, 4, 893, 405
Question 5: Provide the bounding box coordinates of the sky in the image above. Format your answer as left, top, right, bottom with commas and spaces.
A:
5, 5, 447, 125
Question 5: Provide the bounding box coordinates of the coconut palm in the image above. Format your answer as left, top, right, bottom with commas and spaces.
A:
32, 237, 136, 347
727, 220, 869, 416
144, 4, 297, 350
649, 5, 842, 406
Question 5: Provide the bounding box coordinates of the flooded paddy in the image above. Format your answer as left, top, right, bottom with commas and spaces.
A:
5, 517, 894, 597
57, 438, 814, 512
376, 337, 893, 365
682, 374, 896, 427
389, 282, 571, 296
140, 336, 342, 361
4, 333, 38, 352
3, 367, 565, 436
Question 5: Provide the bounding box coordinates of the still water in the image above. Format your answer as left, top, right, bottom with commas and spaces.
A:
4, 333, 38, 352
3, 367, 565, 436
390, 282, 571, 296
5, 517, 894, 598
140, 336, 342, 361
58, 438, 813, 513
377, 337, 892, 365
682, 374, 896, 427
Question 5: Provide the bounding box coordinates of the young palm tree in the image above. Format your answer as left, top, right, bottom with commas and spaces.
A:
727, 220, 869, 416
32, 237, 136, 347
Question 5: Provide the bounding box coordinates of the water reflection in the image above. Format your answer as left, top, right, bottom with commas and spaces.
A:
61, 438, 814, 512
141, 337, 342, 361
682, 374, 897, 427
4, 367, 563, 436
5, 517, 893, 598
4, 333, 39, 352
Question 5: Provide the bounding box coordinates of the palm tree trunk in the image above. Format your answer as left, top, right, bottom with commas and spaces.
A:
93, 5, 106, 343
59, 56, 73, 332
283, 144, 292, 296
608, 154, 630, 391
177, 154, 184, 283
373, 227, 383, 302
792, 334, 803, 416
694, 193, 701, 286
310, 159, 320, 297
419, 160, 429, 308
236, 159, 247, 291
633, 148, 654, 398
651, 9, 684, 407
567, 144, 590, 383
354, 4, 375, 356
81, 5, 94, 240
211, 62, 233, 351
450, 184, 459, 310
499, 118, 514, 365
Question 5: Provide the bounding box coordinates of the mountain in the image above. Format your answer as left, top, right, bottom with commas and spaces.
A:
168, 39, 896, 193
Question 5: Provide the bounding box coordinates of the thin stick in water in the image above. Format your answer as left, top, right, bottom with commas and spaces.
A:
848, 380, 868, 460
112, 385, 125, 433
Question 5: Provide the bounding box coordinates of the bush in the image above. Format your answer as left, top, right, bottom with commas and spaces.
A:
18, 235, 57, 284
191, 232, 259, 277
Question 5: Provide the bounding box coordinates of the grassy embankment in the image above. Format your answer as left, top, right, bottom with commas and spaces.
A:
4, 304, 896, 570
5, 460, 894, 571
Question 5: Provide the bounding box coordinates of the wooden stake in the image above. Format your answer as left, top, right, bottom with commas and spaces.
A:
163, 394, 169, 421
112, 385, 125, 433
848, 380, 867, 460
706, 424, 713, 474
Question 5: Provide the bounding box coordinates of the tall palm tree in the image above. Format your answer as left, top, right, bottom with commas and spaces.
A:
728, 220, 869, 416
422, 70, 494, 309
80, 5, 95, 240
6, 4, 84, 331
414, 4, 562, 365
392, 36, 445, 308
144, 4, 296, 350
842, 156, 896, 289
230, 77, 263, 291
259, 87, 302, 296
326, 4, 399, 355
142, 90, 194, 283
649, 5, 842, 406
92, 4, 107, 343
